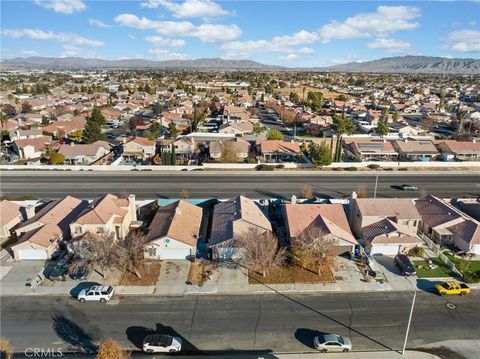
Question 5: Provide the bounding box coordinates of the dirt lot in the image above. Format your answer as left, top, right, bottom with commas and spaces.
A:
119, 261, 161, 286
187, 260, 216, 286
248, 264, 334, 284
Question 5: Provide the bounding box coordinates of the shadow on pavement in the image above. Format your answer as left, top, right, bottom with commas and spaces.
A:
69, 281, 101, 298
372, 254, 402, 276
295, 328, 326, 349
51, 314, 97, 353
416, 279, 443, 293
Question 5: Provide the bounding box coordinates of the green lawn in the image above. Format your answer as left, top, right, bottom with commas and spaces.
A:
412, 257, 457, 278
444, 252, 480, 273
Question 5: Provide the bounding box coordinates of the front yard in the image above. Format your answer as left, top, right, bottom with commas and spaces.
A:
413, 257, 457, 278
444, 252, 480, 273
119, 261, 161, 286
248, 264, 334, 284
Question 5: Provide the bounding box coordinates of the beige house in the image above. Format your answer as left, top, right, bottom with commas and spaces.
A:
283, 204, 357, 255
12, 196, 87, 260
0, 200, 23, 239
435, 140, 480, 161
13, 136, 52, 159
415, 195, 480, 254
256, 140, 303, 163
145, 200, 202, 260
218, 122, 253, 136
209, 138, 249, 160
69, 194, 137, 240
122, 137, 156, 161
58, 141, 111, 164
209, 195, 272, 259
349, 198, 422, 255
393, 139, 439, 162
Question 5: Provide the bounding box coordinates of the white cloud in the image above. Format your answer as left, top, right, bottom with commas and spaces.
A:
278, 53, 298, 61
221, 30, 318, 58
329, 54, 362, 65
114, 13, 241, 43
89, 19, 111, 28
145, 35, 186, 47
444, 29, 480, 52
298, 47, 315, 54
21, 50, 39, 56
1, 28, 103, 47
34, 0, 86, 14
140, 0, 231, 18
147, 47, 189, 60
366, 37, 412, 53
320, 5, 420, 42
61, 44, 98, 58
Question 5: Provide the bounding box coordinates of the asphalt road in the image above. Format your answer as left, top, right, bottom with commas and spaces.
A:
1, 171, 479, 199
1, 292, 479, 355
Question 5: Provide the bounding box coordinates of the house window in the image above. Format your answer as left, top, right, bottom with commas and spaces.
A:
148, 247, 157, 257
76, 226, 82, 234
97, 227, 104, 233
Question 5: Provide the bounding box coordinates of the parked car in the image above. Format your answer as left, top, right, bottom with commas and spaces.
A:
434, 281, 470, 296
314, 333, 352, 353
49, 258, 70, 281
400, 184, 418, 191
143, 334, 182, 353
70, 267, 89, 281
394, 254, 416, 276
77, 285, 114, 303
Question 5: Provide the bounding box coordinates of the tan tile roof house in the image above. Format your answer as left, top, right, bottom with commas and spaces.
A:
209, 138, 250, 160
70, 194, 137, 240
435, 140, 480, 161
209, 195, 272, 259
344, 139, 398, 161
0, 200, 22, 238
145, 200, 203, 259
58, 141, 111, 164
12, 196, 88, 260
283, 204, 357, 255
123, 136, 156, 161
349, 198, 422, 255
393, 140, 439, 161
13, 136, 52, 159
256, 140, 303, 162
415, 195, 480, 254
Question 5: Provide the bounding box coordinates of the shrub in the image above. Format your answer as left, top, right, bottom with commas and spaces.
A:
96, 339, 129, 359
408, 246, 425, 257
383, 167, 394, 171
332, 167, 343, 171
367, 164, 380, 170
398, 167, 408, 171
276, 164, 285, 169
345, 166, 358, 171
256, 164, 275, 171
462, 271, 480, 284
0, 337, 13, 359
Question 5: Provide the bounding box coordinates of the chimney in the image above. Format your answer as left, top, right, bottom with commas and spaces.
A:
175, 205, 182, 215
24, 205, 36, 220
128, 194, 137, 222
291, 195, 297, 204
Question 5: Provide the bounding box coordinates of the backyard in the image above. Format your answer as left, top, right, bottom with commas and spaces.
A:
412, 257, 458, 278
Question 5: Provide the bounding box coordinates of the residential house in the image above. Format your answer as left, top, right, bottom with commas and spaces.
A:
42, 118, 86, 138
435, 140, 480, 161
283, 204, 357, 255
209, 196, 272, 259
388, 122, 420, 137
12, 136, 51, 159
349, 198, 422, 255
218, 121, 253, 136
58, 141, 111, 165
145, 200, 202, 260
172, 137, 195, 162
209, 138, 249, 161
393, 139, 439, 162
69, 194, 137, 240
11, 196, 87, 260
8, 129, 43, 141
344, 139, 398, 162
0, 200, 23, 239
415, 195, 480, 254
122, 136, 156, 161
256, 140, 303, 163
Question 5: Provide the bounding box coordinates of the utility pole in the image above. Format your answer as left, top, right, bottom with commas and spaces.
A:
402, 278, 416, 355
373, 171, 379, 198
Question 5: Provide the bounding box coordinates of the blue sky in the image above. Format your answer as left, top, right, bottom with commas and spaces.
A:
1, 0, 479, 66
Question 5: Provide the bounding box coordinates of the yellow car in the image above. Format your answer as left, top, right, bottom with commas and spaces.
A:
434, 281, 471, 296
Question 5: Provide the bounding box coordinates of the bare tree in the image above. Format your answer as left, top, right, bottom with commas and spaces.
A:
235, 228, 286, 277
117, 231, 149, 279
291, 227, 336, 275
219, 142, 237, 163
300, 184, 314, 199
0, 337, 13, 359
96, 339, 130, 359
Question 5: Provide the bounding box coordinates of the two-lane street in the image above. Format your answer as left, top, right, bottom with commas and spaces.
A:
1, 171, 479, 199
1, 292, 480, 355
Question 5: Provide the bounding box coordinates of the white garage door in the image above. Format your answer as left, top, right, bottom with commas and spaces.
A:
18, 249, 48, 260
160, 248, 192, 260
371, 244, 401, 255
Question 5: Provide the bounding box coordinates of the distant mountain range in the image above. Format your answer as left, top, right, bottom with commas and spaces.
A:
2, 55, 479, 74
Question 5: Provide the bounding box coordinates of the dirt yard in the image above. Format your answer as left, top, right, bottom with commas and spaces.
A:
119, 261, 161, 286
248, 264, 334, 284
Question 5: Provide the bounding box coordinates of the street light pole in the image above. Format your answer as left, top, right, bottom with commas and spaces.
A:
373, 171, 379, 199
402, 278, 416, 355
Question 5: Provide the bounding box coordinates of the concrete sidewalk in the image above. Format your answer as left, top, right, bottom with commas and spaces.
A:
269, 351, 440, 359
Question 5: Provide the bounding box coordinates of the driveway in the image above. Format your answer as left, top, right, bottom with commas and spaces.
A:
155, 260, 190, 296
372, 255, 419, 291
0, 261, 45, 296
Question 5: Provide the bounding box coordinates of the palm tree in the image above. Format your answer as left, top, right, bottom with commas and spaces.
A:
332, 115, 356, 162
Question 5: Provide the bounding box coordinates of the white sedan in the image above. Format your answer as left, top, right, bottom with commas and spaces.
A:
314, 333, 352, 352
143, 334, 182, 353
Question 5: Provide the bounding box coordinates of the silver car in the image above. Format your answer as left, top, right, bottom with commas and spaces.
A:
314, 333, 352, 352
